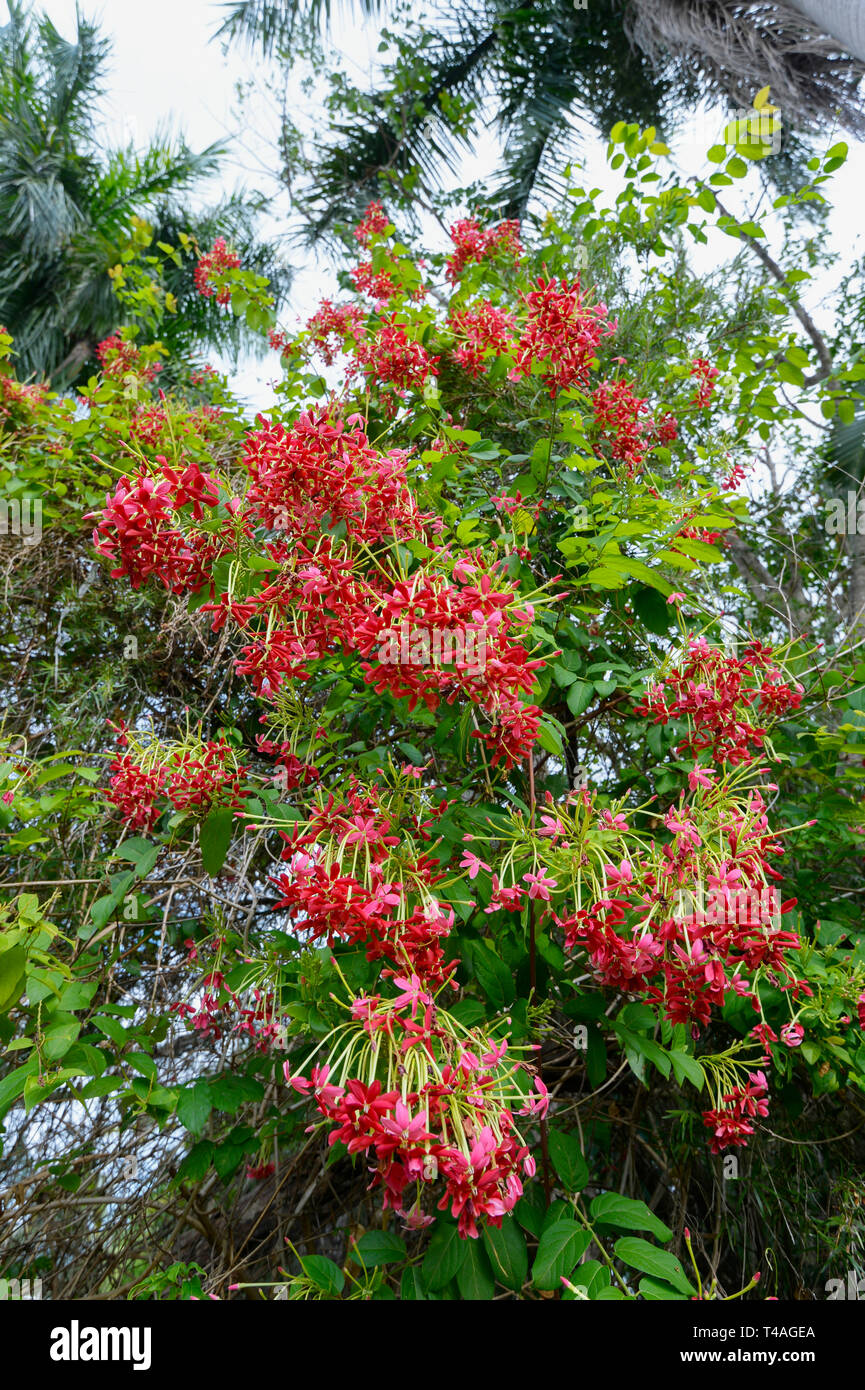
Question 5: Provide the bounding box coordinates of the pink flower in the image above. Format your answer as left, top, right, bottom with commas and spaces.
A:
460, 849, 491, 879
519, 1075, 550, 1118
667, 592, 686, 605
523, 870, 558, 901
391, 973, 433, 1018
780, 1021, 804, 1047
604, 859, 633, 890
688, 763, 716, 791
538, 813, 566, 839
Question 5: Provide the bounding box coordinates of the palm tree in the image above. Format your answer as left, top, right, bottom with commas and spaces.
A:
216, 0, 865, 233
0, 3, 290, 384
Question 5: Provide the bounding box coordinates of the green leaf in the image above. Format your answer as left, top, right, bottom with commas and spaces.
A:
470, 941, 515, 1008
566, 680, 595, 717
548, 1127, 589, 1192
300, 1254, 345, 1297
177, 1080, 212, 1135
515, 1186, 546, 1238
127, 1051, 158, 1083
566, 1259, 610, 1299
90, 1014, 127, 1046
422, 1220, 468, 1290
639, 1276, 688, 1300
456, 1239, 495, 1300
0, 946, 26, 1012
532, 1220, 591, 1290
42, 1019, 81, 1061
115, 838, 160, 877
199, 808, 235, 876
614, 1237, 696, 1295
400, 1266, 427, 1300
590, 1193, 673, 1242
668, 1050, 705, 1090
177, 1140, 213, 1183
482, 1216, 528, 1291
0, 1057, 38, 1117
631, 585, 672, 636
353, 1230, 407, 1267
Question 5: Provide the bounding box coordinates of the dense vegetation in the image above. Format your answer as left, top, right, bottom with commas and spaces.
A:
1, 65, 864, 1302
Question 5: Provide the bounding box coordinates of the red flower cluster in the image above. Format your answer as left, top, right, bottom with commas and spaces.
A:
723, 461, 747, 491
194, 237, 241, 304
96, 334, 161, 382
591, 378, 650, 476
90, 458, 233, 594
350, 262, 399, 304
287, 1061, 537, 1238
354, 200, 390, 246
635, 636, 804, 765
350, 314, 439, 398
448, 300, 516, 377
702, 1071, 769, 1152
241, 409, 425, 543
129, 404, 168, 446
0, 373, 47, 418
105, 755, 165, 832
353, 559, 545, 769
272, 771, 546, 1237
555, 782, 802, 1036
304, 300, 365, 365
653, 411, 679, 444
510, 277, 617, 397
89, 459, 232, 595
446, 217, 523, 283
690, 357, 720, 408
255, 734, 320, 792
106, 733, 248, 831
271, 786, 454, 982
173, 952, 282, 1049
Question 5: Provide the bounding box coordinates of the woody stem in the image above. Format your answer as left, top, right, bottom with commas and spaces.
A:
527, 751, 552, 1205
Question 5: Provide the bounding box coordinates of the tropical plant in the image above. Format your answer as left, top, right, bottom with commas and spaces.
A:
1, 94, 864, 1303
217, 0, 865, 231
0, 2, 290, 384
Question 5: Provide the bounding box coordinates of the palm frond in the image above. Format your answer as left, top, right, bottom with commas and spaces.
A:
214, 0, 390, 54
624, 0, 865, 134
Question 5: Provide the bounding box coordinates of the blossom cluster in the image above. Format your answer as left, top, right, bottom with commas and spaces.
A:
446, 217, 523, 282
96, 333, 161, 382
89, 458, 235, 595
194, 237, 241, 305
105, 724, 249, 832
272, 774, 547, 1236
635, 636, 804, 765
702, 1070, 770, 1153
509, 276, 617, 397
448, 300, 516, 377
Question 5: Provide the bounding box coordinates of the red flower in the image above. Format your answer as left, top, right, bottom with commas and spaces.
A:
510, 276, 616, 397
194, 237, 241, 304
354, 200, 390, 246
446, 217, 523, 282
448, 300, 516, 377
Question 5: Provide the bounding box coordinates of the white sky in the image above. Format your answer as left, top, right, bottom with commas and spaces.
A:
10, 0, 865, 411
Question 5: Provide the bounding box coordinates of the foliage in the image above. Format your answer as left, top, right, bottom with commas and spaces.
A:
218, 0, 865, 235
0, 1, 290, 384
0, 94, 864, 1302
